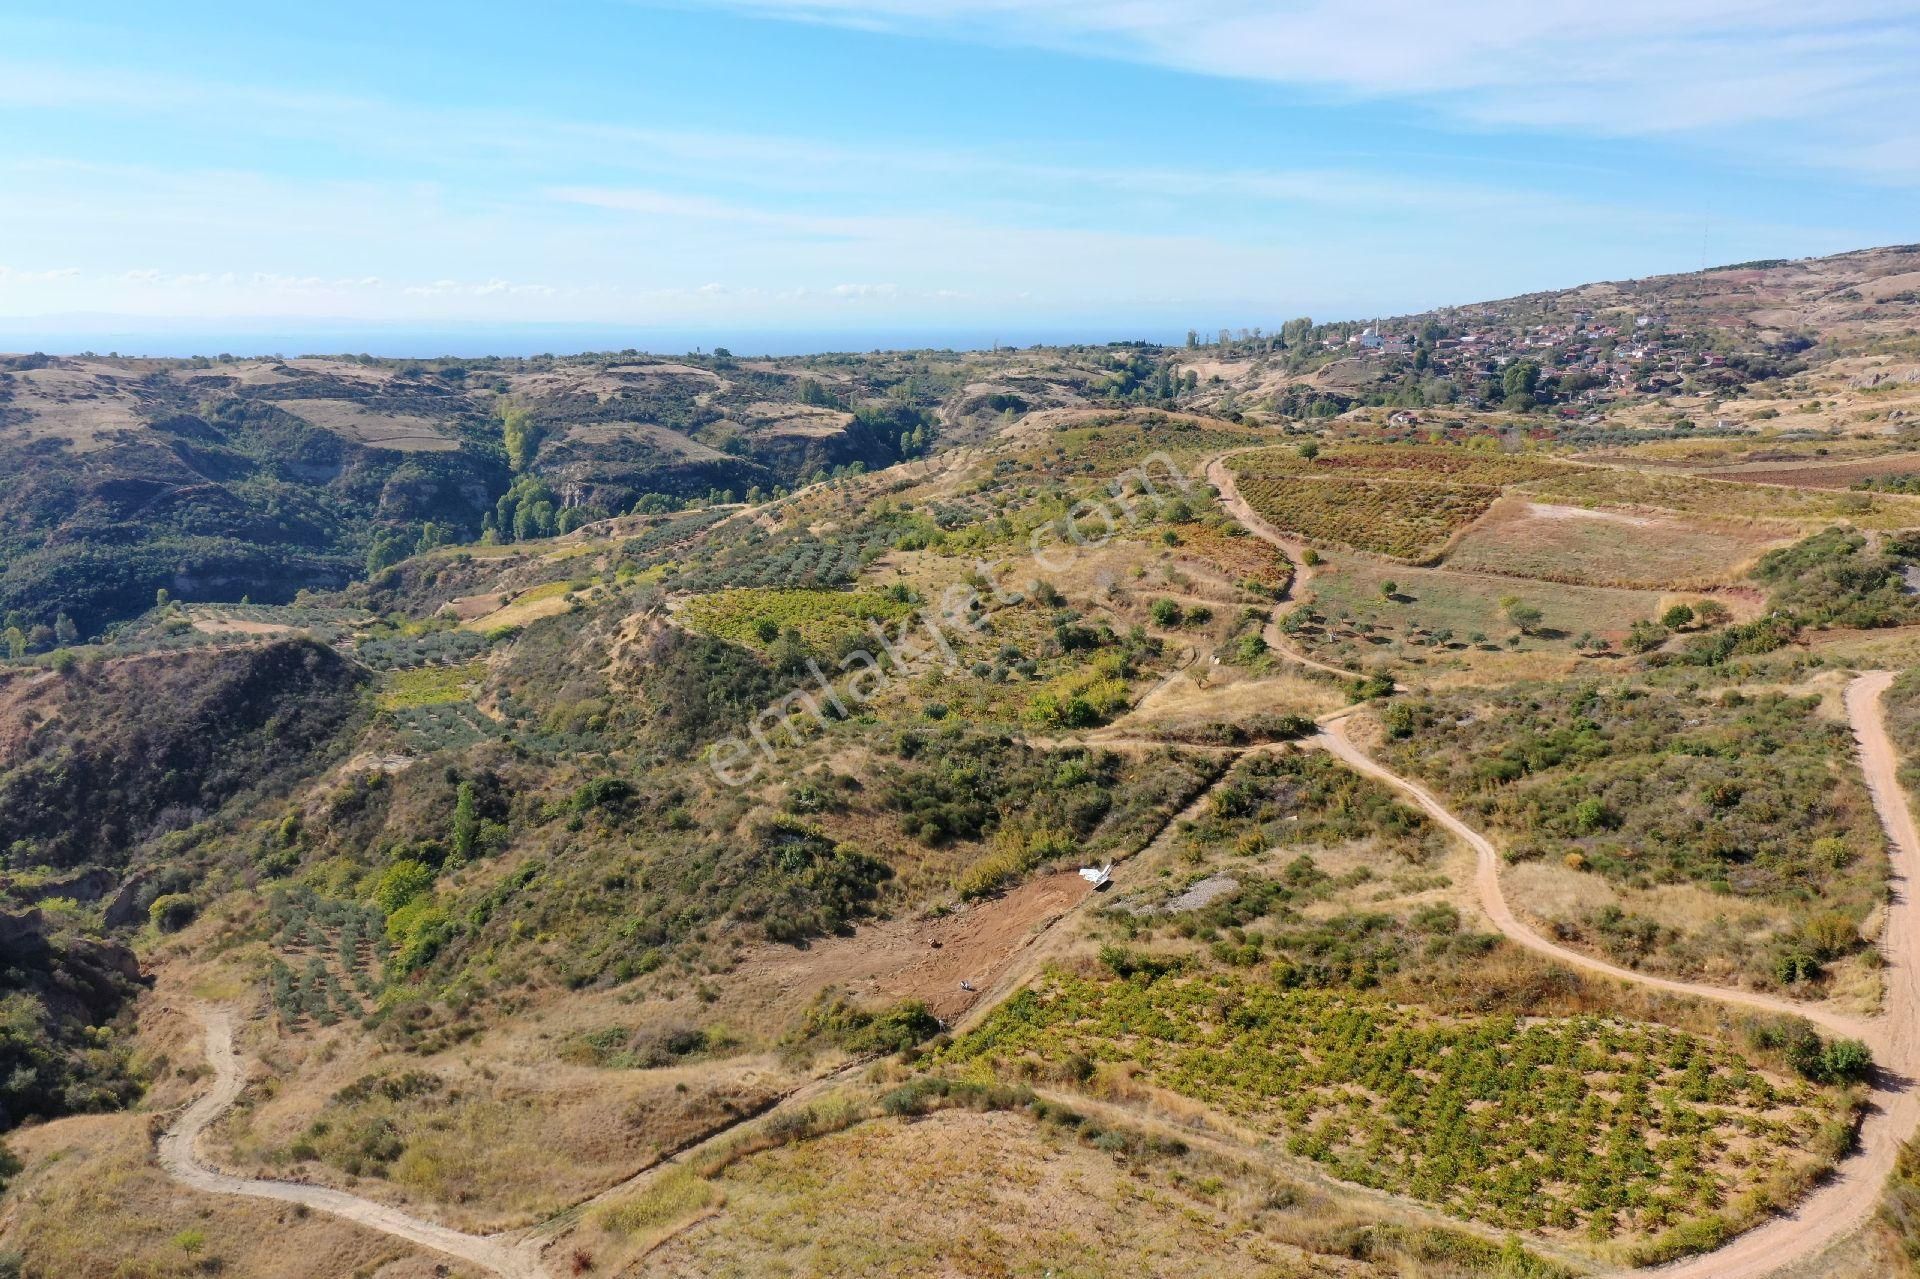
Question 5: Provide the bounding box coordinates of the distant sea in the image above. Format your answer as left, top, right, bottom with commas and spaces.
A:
0, 319, 1197, 360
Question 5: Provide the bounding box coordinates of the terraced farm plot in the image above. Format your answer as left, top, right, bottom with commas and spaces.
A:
374, 662, 501, 750
664, 515, 928, 592
1169, 520, 1295, 594
1697, 451, 1920, 489
1444, 497, 1789, 589
386, 701, 500, 751
946, 973, 1848, 1248
1289, 444, 1582, 486
275, 397, 459, 452
457, 578, 583, 631
1518, 466, 1920, 529
679, 586, 916, 650
1231, 473, 1501, 560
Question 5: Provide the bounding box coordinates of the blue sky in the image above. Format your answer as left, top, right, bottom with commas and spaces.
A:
1, 1, 1916, 350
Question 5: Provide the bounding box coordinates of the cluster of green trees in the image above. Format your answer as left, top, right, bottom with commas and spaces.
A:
364, 520, 457, 576
1621, 599, 1734, 655
0, 610, 77, 659
1148, 597, 1212, 628
499, 400, 541, 472
477, 475, 607, 545
1094, 350, 1199, 404
849, 403, 935, 461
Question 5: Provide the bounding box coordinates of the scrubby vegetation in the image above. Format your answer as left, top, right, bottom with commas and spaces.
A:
1378, 681, 1882, 987
1180, 748, 1442, 863
0, 909, 142, 1128
11, 249, 1920, 1276
1749, 525, 1920, 630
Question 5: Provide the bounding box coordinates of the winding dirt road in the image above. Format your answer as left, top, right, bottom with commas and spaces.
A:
1314, 672, 1920, 1279
158, 1008, 550, 1279
161, 681, 1920, 1279
1314, 717, 1872, 1042
1202, 450, 1368, 682
152, 446, 1920, 1279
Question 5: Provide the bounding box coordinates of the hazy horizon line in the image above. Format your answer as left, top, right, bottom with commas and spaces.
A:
0, 317, 1271, 360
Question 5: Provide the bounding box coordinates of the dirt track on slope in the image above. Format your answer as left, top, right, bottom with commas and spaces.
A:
154, 438, 1920, 1279
1314, 671, 1920, 1279
158, 1008, 550, 1279
732, 870, 1091, 1023
158, 694, 1920, 1279
1201, 451, 1364, 681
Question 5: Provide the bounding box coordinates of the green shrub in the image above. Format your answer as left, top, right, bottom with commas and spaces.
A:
148, 893, 197, 933
792, 995, 940, 1056
373, 859, 434, 914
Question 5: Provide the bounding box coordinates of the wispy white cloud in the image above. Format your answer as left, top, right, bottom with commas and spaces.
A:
708, 0, 1920, 178
0, 19, 1907, 331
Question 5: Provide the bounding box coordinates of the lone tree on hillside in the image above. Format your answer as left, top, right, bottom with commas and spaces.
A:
1693, 598, 1733, 627
1661, 603, 1697, 630
1502, 596, 1544, 634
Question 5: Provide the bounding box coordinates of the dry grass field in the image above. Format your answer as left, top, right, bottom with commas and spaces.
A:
1295, 556, 1682, 664
456, 578, 582, 631
207, 1046, 790, 1231
1697, 452, 1920, 488
1518, 465, 1920, 528
2, 1112, 477, 1279
1444, 497, 1791, 589
1587, 436, 1918, 469
277, 398, 461, 452
0, 362, 146, 449
644, 1109, 1300, 1276
618, 1105, 1567, 1279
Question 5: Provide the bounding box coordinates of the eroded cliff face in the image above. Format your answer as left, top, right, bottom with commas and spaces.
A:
0, 905, 142, 1128
0, 638, 365, 874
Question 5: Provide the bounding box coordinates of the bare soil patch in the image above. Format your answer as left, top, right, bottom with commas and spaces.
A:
732, 871, 1092, 1022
